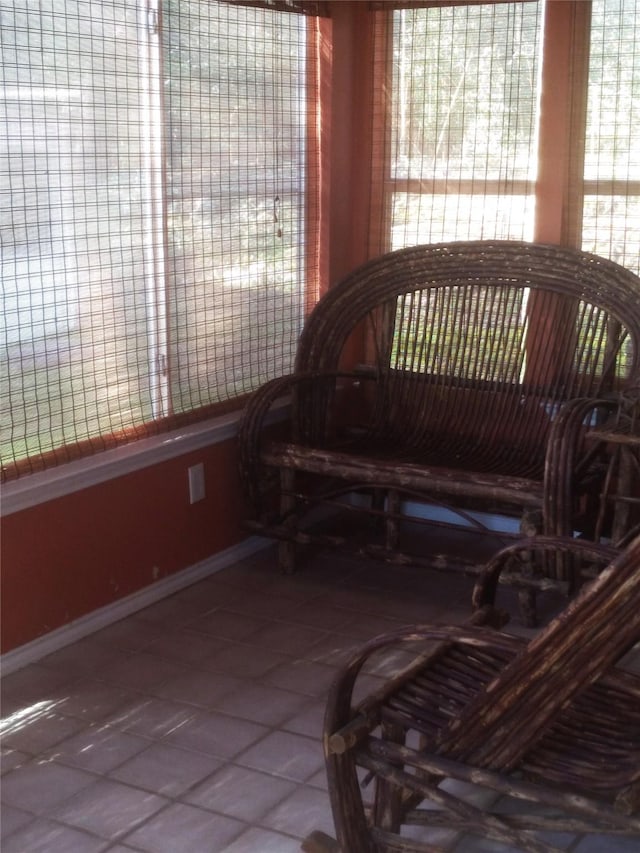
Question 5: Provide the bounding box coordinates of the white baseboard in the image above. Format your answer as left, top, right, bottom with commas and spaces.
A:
1, 500, 518, 677
0, 536, 270, 677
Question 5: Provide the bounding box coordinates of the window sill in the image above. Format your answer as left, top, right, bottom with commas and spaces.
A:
2, 399, 290, 517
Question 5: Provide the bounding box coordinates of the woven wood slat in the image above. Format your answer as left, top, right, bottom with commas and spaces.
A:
369, 1, 537, 8
222, 0, 330, 15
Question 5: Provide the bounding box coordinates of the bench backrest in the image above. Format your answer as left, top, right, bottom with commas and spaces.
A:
295, 242, 640, 455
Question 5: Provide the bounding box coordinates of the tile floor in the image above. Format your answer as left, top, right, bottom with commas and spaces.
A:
1, 533, 638, 852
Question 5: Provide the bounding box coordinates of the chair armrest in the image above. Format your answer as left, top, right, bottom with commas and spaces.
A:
324, 614, 519, 755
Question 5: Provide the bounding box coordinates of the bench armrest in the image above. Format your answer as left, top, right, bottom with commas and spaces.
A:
237, 370, 370, 512
543, 395, 622, 541
471, 535, 617, 613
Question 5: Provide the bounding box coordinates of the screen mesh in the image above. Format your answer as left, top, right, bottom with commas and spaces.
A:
581, 0, 640, 274
371, 1, 542, 251
0, 0, 319, 480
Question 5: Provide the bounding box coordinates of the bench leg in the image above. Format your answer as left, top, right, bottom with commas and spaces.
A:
279, 467, 297, 574
385, 489, 401, 551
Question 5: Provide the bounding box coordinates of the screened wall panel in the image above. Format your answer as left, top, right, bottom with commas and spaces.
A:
371, 1, 542, 251
372, 0, 640, 273
581, 0, 640, 274
1, 1, 154, 471
164, 3, 311, 411
0, 0, 319, 480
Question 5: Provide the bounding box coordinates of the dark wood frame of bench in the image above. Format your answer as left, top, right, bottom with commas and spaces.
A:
239, 241, 640, 608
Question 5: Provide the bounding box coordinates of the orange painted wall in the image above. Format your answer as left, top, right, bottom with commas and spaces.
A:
1, 438, 246, 652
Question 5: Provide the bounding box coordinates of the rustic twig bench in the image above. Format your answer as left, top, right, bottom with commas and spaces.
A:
239, 241, 640, 613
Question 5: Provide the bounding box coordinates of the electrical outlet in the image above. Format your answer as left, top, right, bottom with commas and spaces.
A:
188, 463, 205, 504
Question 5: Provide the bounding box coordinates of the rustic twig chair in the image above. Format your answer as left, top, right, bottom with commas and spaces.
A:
239, 242, 640, 616
307, 535, 640, 853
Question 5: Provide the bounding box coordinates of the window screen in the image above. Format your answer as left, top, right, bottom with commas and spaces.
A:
581, 0, 640, 274
372, 0, 640, 274
0, 0, 319, 480
371, 1, 542, 251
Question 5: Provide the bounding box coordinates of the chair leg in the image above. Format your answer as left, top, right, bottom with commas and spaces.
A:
326, 750, 375, 853
518, 587, 538, 628
301, 830, 340, 853
373, 721, 407, 833
518, 510, 542, 627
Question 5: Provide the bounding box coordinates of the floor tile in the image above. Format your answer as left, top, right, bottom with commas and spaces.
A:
170, 578, 246, 611
2, 818, 109, 853
281, 700, 326, 739
306, 767, 329, 791
203, 641, 289, 679
132, 597, 204, 628
0, 663, 80, 707
284, 601, 356, 631
262, 657, 337, 697
0, 746, 30, 775
228, 590, 305, 620
97, 653, 187, 691
52, 778, 168, 840
328, 611, 405, 642
211, 682, 309, 727
187, 609, 270, 641
184, 764, 297, 822
142, 629, 231, 665
221, 827, 302, 852
1, 704, 87, 755
109, 742, 222, 797
1, 761, 97, 813
259, 784, 335, 839
152, 668, 244, 708
235, 730, 325, 782
103, 696, 197, 739
244, 620, 328, 655
122, 802, 244, 852
37, 640, 125, 678
50, 680, 141, 723
44, 725, 149, 773
88, 618, 166, 652
163, 709, 268, 760
0, 803, 34, 839
300, 632, 360, 666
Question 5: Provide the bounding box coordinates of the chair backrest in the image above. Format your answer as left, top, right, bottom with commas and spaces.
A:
295, 242, 640, 454
435, 533, 640, 771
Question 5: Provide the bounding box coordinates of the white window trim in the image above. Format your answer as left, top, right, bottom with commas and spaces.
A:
1, 398, 290, 517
